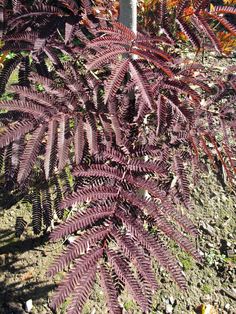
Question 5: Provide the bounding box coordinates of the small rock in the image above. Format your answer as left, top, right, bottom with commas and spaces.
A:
200, 295, 211, 303
205, 304, 218, 314
221, 194, 227, 202
206, 242, 214, 248
169, 296, 175, 305
201, 222, 215, 236
165, 304, 173, 314
25, 299, 33, 313
67, 236, 77, 244
209, 219, 216, 226
162, 297, 169, 304
226, 249, 234, 258
0, 254, 6, 266
224, 303, 230, 310
199, 250, 204, 257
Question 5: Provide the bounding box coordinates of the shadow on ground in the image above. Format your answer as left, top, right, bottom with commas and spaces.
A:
0, 231, 55, 314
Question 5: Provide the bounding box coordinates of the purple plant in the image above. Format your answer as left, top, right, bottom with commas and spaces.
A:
0, 1, 235, 313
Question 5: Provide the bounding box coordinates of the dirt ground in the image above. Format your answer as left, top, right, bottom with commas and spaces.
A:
0, 165, 235, 314
0, 54, 236, 314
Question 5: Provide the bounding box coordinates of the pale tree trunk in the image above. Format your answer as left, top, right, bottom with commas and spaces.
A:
119, 0, 137, 35
119, 0, 149, 199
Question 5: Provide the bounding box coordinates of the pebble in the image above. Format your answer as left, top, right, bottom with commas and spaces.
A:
224, 303, 230, 310
162, 297, 169, 304
200, 294, 211, 303
67, 236, 77, 244
25, 299, 33, 313
227, 249, 234, 257
209, 219, 216, 226
165, 304, 173, 314
169, 296, 175, 305
201, 222, 215, 236
199, 250, 204, 257
206, 242, 214, 248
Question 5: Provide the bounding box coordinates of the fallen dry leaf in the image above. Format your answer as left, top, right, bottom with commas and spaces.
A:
196, 304, 218, 314
20, 270, 33, 281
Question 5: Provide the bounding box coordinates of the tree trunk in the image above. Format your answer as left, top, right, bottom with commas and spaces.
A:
119, 0, 137, 34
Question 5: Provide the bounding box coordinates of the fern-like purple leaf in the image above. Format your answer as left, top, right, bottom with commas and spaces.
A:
17, 124, 46, 183
48, 225, 110, 276
60, 186, 118, 209
49, 204, 115, 241
100, 264, 122, 314
107, 249, 150, 312
50, 247, 103, 309
0, 120, 34, 148
66, 265, 97, 314
104, 59, 129, 104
